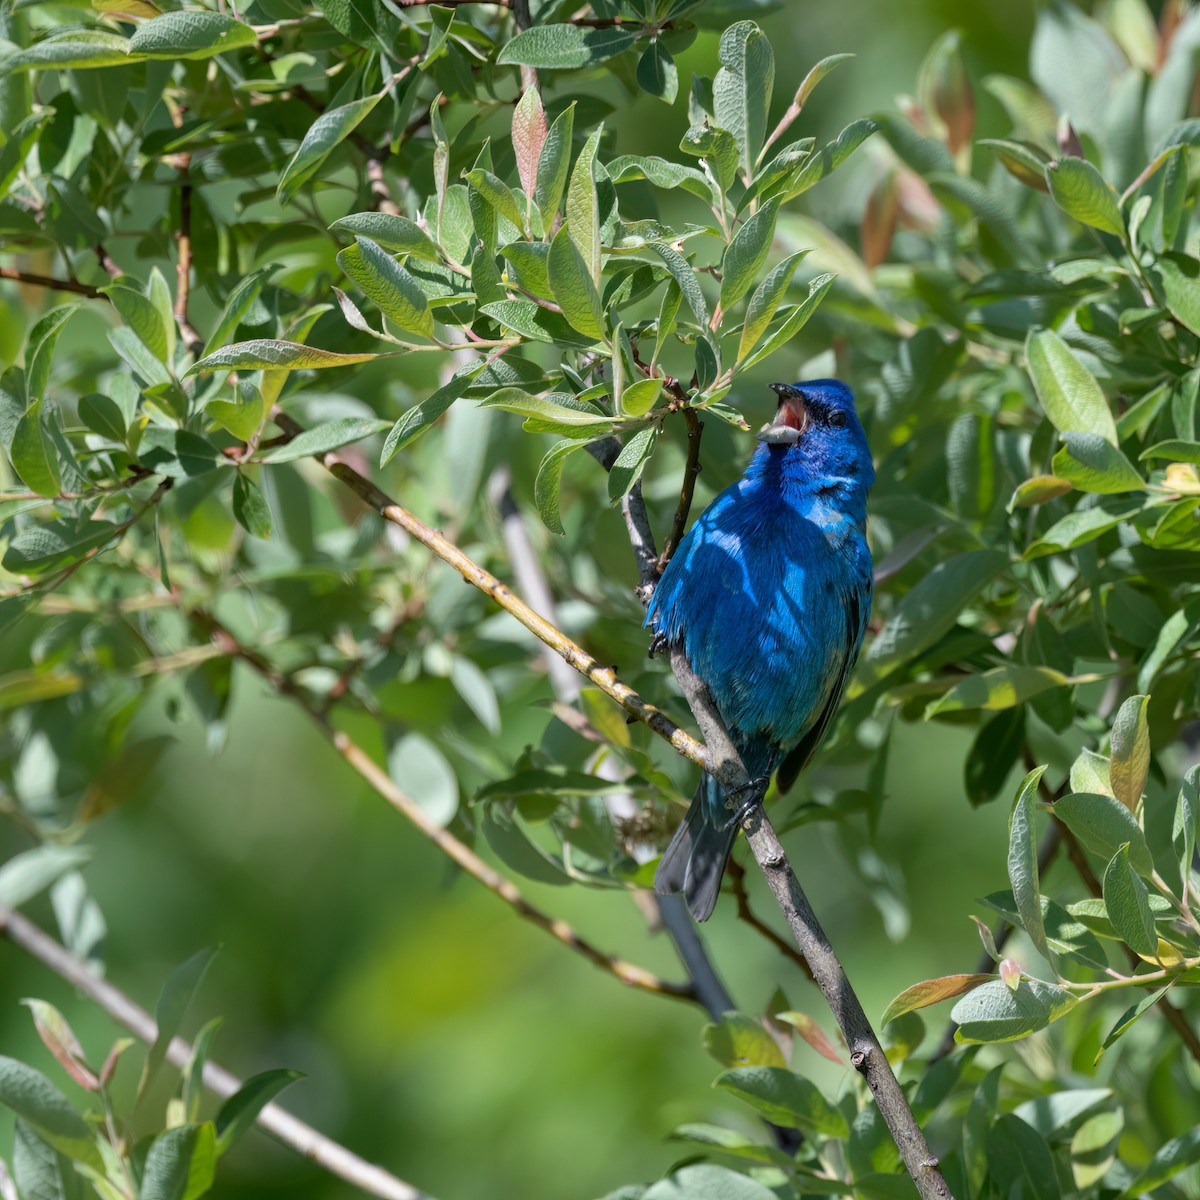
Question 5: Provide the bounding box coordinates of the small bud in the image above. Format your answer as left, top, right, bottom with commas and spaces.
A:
861, 169, 900, 270
1166, 462, 1200, 493
918, 30, 975, 155
1000, 958, 1022, 991
1057, 117, 1085, 160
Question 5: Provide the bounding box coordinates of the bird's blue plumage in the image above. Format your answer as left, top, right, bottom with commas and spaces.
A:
647, 380, 875, 920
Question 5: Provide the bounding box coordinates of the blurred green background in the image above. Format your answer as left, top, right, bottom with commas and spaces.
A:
0, 2, 1050, 1198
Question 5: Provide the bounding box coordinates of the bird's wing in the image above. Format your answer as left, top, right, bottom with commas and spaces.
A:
775, 583, 867, 794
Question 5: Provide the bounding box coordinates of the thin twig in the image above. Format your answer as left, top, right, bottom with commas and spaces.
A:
193, 610, 698, 1008
727, 859, 815, 983
170, 137, 204, 358
656, 408, 702, 573
94, 244, 121, 280
0, 906, 431, 1200
0, 267, 104, 298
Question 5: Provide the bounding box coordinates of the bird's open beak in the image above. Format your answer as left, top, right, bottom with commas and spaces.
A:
757, 383, 807, 444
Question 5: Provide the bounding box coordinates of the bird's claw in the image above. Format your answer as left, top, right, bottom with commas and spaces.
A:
648, 632, 670, 658
723, 777, 769, 830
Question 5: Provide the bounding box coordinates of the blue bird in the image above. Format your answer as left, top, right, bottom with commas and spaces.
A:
646, 380, 875, 921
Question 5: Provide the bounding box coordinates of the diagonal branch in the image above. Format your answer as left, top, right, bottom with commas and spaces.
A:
263, 409, 951, 1199
0, 905, 431, 1200
193, 609, 698, 1008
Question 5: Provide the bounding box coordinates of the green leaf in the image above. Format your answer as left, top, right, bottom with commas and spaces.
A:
480, 807, 566, 884
1155, 251, 1200, 336
464, 168, 526, 233
951, 980, 1078, 1043
333, 215, 442, 265
139, 948, 219, 1105
713, 21, 774, 177
258, 417, 390, 464
987, 1114, 1061, 1200
202, 271, 267, 358
702, 1013, 785, 1069
136, 428, 222, 478
620, 378, 661, 417
389, 732, 458, 826
966, 705, 1026, 807
497, 25, 639, 69
1052, 432, 1144, 493
1024, 501, 1141, 558
207, 385, 266, 444
880, 974, 994, 1025
1120, 1126, 1200, 1197
679, 124, 738, 192
534, 439, 582, 535
0, 845, 92, 909
1025, 328, 1118, 445
215, 1069, 302, 1155
182, 1018, 223, 1125
1096, 984, 1172, 1063
0, 1058, 100, 1168
1009, 474, 1073, 509
1102, 843, 1157, 955
232, 473, 272, 539
868, 549, 1008, 670
279, 92, 383, 204
981, 137, 1053, 191
147, 267, 176, 365
480, 300, 597, 348
1141, 438, 1200, 463
548, 225, 605, 339
501, 243, 552, 297
337, 237, 435, 338
926, 667, 1080, 710
2, 522, 119, 575
716, 1067, 847, 1138
1008, 766, 1050, 960
1109, 694, 1150, 812
781, 118, 878, 199
381, 368, 481, 464
11, 400, 61, 497
736, 250, 807, 364
25, 305, 79, 404
1045, 157, 1124, 236
1053, 792, 1154, 876
608, 425, 657, 502
126, 12, 257, 59
0, 32, 133, 72
187, 341, 378, 376
643, 1165, 777, 1200
533, 103, 574, 223
1173, 766, 1199, 895
102, 284, 171, 366
637, 40, 678, 105
651, 243, 707, 327
720, 198, 779, 311
566, 129, 602, 289
140, 1125, 215, 1200
78, 393, 127, 444
737, 273, 836, 371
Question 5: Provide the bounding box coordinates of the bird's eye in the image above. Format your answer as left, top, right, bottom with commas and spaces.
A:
828, 411, 848, 428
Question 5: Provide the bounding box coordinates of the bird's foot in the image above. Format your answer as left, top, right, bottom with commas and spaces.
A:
647, 631, 670, 658
723, 777, 770, 830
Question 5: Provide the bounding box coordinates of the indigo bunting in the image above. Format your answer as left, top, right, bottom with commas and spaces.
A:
646, 380, 875, 921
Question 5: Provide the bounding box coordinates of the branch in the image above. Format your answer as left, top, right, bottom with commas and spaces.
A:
487, 464, 737, 1022
0, 906, 431, 1200
193, 610, 698, 1008
727, 858, 815, 983
656, 408, 702, 573
264, 409, 948, 1195
0, 267, 104, 298
270, 409, 709, 771
168, 113, 204, 358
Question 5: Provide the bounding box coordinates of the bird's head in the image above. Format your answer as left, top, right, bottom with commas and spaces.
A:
756, 379, 874, 497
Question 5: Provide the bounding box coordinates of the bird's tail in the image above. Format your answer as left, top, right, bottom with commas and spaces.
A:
654, 775, 738, 923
